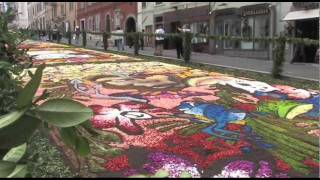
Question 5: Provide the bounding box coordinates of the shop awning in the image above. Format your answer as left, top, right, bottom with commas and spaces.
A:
283, 9, 320, 21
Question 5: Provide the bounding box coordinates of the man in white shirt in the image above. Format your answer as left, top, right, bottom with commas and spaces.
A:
154, 25, 165, 56
114, 27, 124, 51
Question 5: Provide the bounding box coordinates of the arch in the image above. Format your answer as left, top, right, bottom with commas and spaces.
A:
124, 15, 137, 33
125, 16, 136, 46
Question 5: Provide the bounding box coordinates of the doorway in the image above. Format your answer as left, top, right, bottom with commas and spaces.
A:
80, 20, 85, 31
125, 17, 136, 46
168, 21, 181, 49
295, 19, 319, 63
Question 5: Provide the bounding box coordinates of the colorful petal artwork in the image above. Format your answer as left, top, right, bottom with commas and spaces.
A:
20, 41, 319, 177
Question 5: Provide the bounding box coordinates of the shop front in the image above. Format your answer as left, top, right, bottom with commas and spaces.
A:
210, 3, 273, 60
283, 2, 319, 63
162, 5, 210, 52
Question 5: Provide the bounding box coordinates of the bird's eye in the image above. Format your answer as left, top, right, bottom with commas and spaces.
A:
121, 111, 151, 119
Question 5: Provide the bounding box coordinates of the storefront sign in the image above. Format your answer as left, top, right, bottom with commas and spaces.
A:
292, 2, 319, 10
242, 8, 269, 16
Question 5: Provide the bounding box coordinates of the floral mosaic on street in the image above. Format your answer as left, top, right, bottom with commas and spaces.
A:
22, 41, 319, 177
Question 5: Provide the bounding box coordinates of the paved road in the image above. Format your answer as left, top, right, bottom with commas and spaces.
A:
59, 38, 319, 81
25, 40, 319, 178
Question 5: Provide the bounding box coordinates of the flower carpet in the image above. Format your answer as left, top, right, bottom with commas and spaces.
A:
21, 41, 319, 178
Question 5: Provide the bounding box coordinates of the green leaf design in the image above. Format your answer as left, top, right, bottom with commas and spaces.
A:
16, 64, 45, 108
150, 169, 170, 178
6, 165, 28, 178
75, 136, 90, 157
59, 127, 77, 148
0, 115, 40, 149
2, 143, 27, 163
129, 174, 148, 178
179, 171, 192, 178
34, 98, 93, 127
0, 108, 27, 129
0, 61, 11, 69
0, 161, 16, 178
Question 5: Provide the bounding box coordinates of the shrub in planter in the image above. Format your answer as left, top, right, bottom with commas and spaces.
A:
272, 35, 286, 78
102, 32, 109, 51
134, 32, 140, 55
183, 32, 192, 63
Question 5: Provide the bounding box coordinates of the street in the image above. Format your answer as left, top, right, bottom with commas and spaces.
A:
22, 40, 319, 178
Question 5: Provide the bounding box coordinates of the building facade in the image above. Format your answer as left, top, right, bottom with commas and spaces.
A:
76, 2, 137, 33
45, 2, 77, 34
282, 2, 319, 63
76, 2, 137, 44
137, 2, 210, 48
207, 2, 297, 60
27, 2, 46, 30
7, 2, 28, 29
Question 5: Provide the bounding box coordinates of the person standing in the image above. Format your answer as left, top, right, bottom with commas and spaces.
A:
140, 29, 145, 50
115, 27, 124, 51
154, 25, 165, 56
75, 26, 80, 44
175, 27, 183, 59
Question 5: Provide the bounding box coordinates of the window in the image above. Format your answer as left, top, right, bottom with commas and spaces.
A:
253, 15, 269, 50
95, 14, 100, 32
114, 9, 120, 28
52, 6, 57, 17
106, 14, 111, 33
155, 2, 163, 5
69, 2, 73, 10
241, 15, 269, 50
155, 16, 163, 23
224, 21, 232, 49
61, 3, 64, 15
241, 17, 254, 49
142, 2, 146, 8
190, 22, 209, 44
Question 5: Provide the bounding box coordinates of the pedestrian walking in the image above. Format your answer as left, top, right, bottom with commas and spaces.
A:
75, 26, 80, 44
154, 25, 165, 56
175, 27, 183, 59
140, 29, 144, 50
115, 27, 124, 51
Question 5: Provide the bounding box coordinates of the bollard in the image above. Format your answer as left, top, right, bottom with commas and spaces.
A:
68, 31, 72, 45
183, 32, 192, 63
82, 31, 87, 47
49, 31, 52, 41
102, 32, 109, 51
134, 32, 139, 55
57, 31, 61, 43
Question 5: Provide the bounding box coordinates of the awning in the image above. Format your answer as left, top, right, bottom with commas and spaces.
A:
283, 9, 320, 21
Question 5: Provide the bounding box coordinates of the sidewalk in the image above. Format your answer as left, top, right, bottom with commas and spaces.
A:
59, 38, 319, 81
